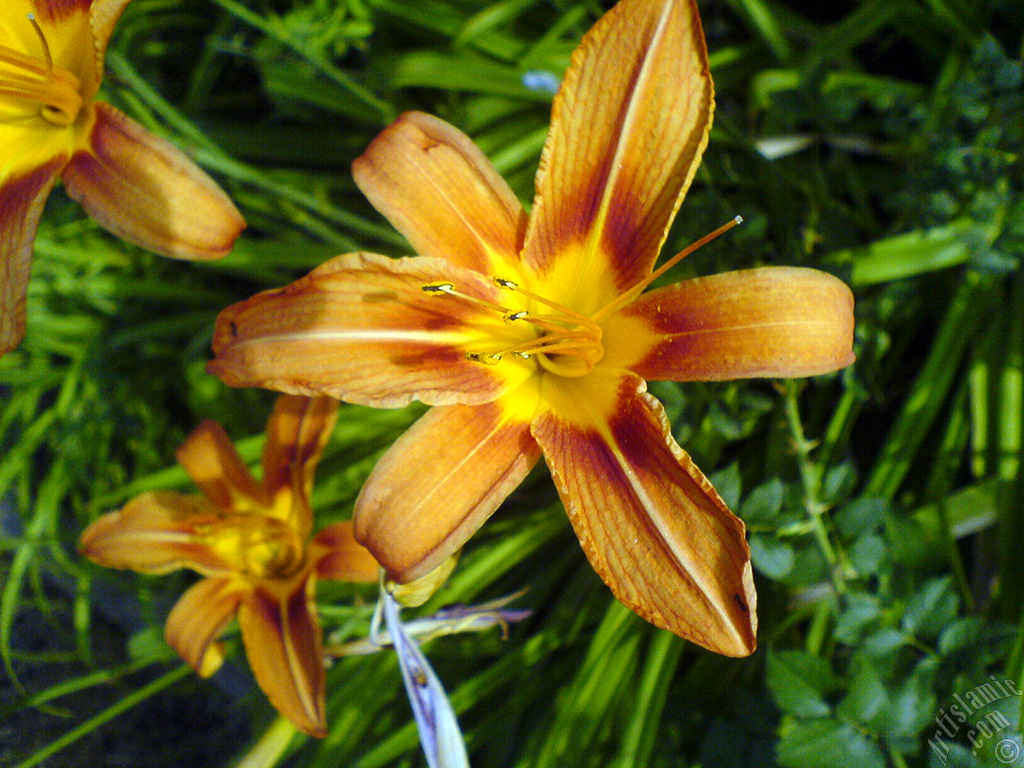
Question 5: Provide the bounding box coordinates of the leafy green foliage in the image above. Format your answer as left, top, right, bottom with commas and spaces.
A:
2, 0, 1024, 766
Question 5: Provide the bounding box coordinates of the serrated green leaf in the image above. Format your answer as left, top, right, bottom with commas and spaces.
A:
776, 718, 885, 768
837, 656, 888, 725
882, 657, 940, 740
836, 498, 887, 539
767, 651, 837, 718
835, 593, 882, 644
750, 534, 796, 579
903, 578, 960, 639
741, 478, 786, 524
848, 532, 888, 575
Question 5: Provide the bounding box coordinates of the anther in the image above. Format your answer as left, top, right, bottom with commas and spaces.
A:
422, 282, 455, 295
466, 352, 501, 365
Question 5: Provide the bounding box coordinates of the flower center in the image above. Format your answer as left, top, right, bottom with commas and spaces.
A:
0, 14, 84, 126
423, 278, 604, 378
422, 217, 744, 379
198, 514, 306, 580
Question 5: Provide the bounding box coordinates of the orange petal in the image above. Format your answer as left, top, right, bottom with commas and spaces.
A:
61, 103, 244, 260
238, 580, 327, 738
531, 375, 757, 656
165, 576, 245, 677
208, 252, 528, 408
353, 111, 527, 275
0, 157, 64, 355
312, 521, 379, 583
261, 395, 338, 532
90, 0, 134, 77
79, 491, 239, 575
520, 0, 713, 301
605, 267, 856, 381
175, 420, 265, 513
28, 0, 92, 23
354, 400, 540, 582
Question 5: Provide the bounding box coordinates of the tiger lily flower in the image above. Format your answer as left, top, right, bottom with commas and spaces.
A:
79, 395, 378, 736
0, 0, 245, 355
207, 0, 855, 656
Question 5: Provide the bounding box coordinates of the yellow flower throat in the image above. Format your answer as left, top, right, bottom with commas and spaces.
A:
0, 14, 83, 126
198, 513, 306, 580
422, 217, 743, 379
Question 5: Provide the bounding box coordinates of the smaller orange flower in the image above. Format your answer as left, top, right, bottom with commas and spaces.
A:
0, 0, 246, 355
79, 395, 378, 737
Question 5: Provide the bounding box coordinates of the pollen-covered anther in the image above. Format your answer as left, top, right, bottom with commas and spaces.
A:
421, 282, 455, 295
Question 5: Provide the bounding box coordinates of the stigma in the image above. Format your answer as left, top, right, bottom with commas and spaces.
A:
0, 15, 84, 126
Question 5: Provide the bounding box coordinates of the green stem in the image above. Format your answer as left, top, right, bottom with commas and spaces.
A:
104, 52, 406, 248
12, 665, 192, 768
784, 380, 844, 594
207, 0, 393, 123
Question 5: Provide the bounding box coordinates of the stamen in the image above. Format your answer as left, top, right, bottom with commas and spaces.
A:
422, 280, 518, 317
424, 277, 604, 376
0, 15, 83, 126
493, 277, 595, 326
591, 216, 743, 323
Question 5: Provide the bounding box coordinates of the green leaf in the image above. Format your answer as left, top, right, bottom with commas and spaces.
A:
882, 657, 939, 741
767, 651, 837, 718
740, 479, 786, 525
848, 532, 888, 576
834, 593, 882, 644
902, 578, 960, 639
776, 718, 885, 768
835, 498, 887, 539
837, 657, 888, 725
750, 534, 795, 579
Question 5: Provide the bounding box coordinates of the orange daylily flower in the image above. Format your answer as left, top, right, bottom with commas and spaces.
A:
0, 0, 245, 355
207, 0, 855, 656
79, 395, 378, 737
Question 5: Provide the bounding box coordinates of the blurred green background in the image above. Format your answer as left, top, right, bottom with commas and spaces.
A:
2, 0, 1023, 765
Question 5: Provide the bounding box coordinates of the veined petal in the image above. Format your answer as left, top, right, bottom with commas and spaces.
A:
209, 252, 531, 408
176, 420, 265, 513
238, 579, 327, 738
26, 0, 92, 25
261, 394, 338, 535
312, 521, 379, 583
353, 111, 526, 275
604, 267, 856, 381
355, 399, 540, 582
90, 0, 134, 80
61, 103, 244, 260
78, 491, 240, 575
165, 576, 245, 677
0, 157, 64, 355
520, 0, 713, 307
531, 374, 757, 656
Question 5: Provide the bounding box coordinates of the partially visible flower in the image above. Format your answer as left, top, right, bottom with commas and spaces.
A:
207, 0, 855, 656
379, 588, 470, 768
79, 395, 376, 737
0, 0, 245, 355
